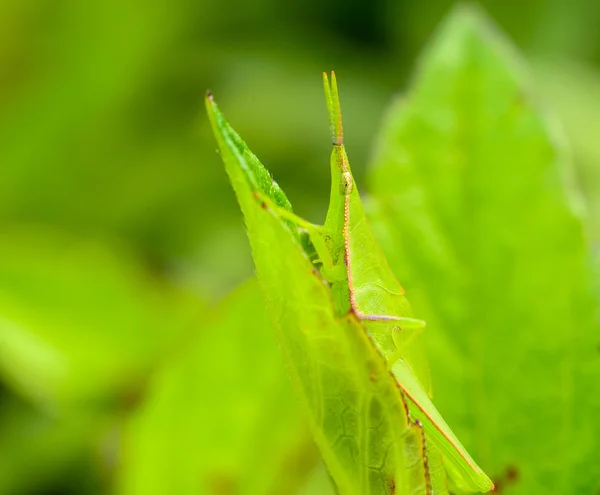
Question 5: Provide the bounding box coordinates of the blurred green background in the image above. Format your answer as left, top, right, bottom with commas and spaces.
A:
1, 0, 599, 494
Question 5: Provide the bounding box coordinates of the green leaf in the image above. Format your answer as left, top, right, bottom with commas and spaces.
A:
321, 72, 490, 493
118, 279, 315, 495
0, 227, 195, 407
535, 61, 600, 243
0, 397, 104, 494
368, 5, 600, 494
298, 462, 337, 495
207, 95, 433, 495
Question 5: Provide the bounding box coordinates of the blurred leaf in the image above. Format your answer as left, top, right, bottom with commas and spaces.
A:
118, 279, 315, 495
0, 0, 221, 260
0, 396, 106, 495
207, 95, 437, 495
535, 61, 600, 244
368, 5, 600, 494
297, 462, 337, 495
0, 227, 197, 408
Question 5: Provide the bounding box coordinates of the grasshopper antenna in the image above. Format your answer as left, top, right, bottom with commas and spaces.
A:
323, 71, 343, 146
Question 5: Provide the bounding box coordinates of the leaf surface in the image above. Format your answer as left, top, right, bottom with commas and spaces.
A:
322, 73, 491, 493
207, 95, 435, 495
368, 6, 600, 493
119, 279, 314, 495
0, 227, 195, 407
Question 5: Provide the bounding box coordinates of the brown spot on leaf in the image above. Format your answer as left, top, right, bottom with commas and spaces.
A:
119, 382, 146, 412
207, 474, 238, 495
492, 464, 520, 493
506, 465, 518, 482
493, 479, 502, 493
387, 477, 396, 495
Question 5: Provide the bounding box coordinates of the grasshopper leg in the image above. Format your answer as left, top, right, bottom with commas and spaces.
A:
253, 192, 345, 283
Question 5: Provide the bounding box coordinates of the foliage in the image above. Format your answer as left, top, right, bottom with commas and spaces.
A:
368, 6, 600, 494
119, 280, 313, 495
0, 2, 599, 495
206, 87, 441, 495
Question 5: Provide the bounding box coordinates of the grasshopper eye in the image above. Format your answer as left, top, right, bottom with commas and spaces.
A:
340, 171, 353, 195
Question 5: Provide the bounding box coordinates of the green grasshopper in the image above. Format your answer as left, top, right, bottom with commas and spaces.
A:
258, 72, 493, 493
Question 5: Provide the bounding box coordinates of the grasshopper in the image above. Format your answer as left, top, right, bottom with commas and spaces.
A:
257, 72, 493, 493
